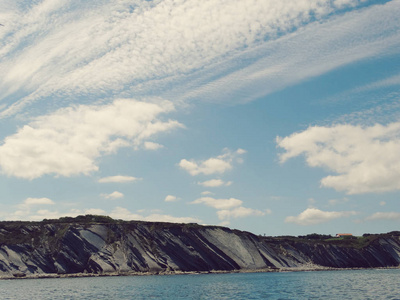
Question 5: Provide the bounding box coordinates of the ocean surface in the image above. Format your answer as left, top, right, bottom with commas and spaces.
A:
0, 269, 399, 299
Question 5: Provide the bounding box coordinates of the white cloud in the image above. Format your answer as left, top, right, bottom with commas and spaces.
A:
144, 141, 164, 150
98, 175, 140, 183
180, 1, 400, 105
17, 197, 55, 210
0, 0, 378, 116
364, 212, 400, 222
277, 122, 400, 194
23, 197, 54, 206
191, 194, 266, 222
110, 206, 200, 223
191, 196, 242, 210
217, 206, 266, 220
201, 191, 213, 196
179, 158, 231, 176
285, 207, 357, 225
380, 201, 386, 206
0, 99, 182, 179
164, 195, 179, 202
198, 179, 232, 187
101, 191, 124, 200
236, 148, 247, 155
179, 148, 245, 176
144, 214, 200, 224
359, 73, 400, 92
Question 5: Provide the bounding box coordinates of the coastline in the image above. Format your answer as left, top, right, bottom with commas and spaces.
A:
2, 266, 399, 280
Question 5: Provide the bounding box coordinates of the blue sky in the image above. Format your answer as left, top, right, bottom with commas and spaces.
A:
0, 0, 399, 236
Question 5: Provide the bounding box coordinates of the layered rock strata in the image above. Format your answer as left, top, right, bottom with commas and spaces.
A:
0, 217, 399, 277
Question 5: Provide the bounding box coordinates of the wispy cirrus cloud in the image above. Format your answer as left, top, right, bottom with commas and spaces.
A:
177, 0, 400, 104
0, 99, 182, 179
0, 0, 391, 117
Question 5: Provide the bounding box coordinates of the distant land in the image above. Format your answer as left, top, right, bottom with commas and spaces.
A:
0, 215, 399, 279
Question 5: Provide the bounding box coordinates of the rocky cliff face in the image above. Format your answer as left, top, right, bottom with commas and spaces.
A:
0, 216, 399, 277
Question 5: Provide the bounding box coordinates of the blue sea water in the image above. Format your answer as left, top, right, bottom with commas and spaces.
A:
0, 269, 399, 299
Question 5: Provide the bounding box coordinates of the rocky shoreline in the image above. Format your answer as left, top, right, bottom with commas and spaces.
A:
0, 216, 399, 278
2, 266, 400, 280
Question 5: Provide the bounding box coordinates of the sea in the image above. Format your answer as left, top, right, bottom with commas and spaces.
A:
0, 269, 399, 299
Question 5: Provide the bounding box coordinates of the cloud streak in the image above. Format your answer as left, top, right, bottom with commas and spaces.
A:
285, 208, 357, 225
0, 0, 391, 116
98, 175, 140, 183
198, 179, 232, 187
364, 212, 400, 221
191, 197, 243, 210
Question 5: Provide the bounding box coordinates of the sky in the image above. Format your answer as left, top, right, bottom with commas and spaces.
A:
0, 0, 399, 236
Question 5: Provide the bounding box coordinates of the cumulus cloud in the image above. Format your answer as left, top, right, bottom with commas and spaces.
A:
101, 191, 124, 200
0, 99, 182, 179
191, 197, 243, 210
110, 206, 200, 223
197, 179, 232, 187
164, 195, 179, 202
285, 207, 357, 225
364, 212, 400, 222
277, 122, 400, 194
179, 148, 245, 176
98, 175, 140, 183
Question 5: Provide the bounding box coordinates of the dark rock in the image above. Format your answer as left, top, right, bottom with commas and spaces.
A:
0, 215, 398, 277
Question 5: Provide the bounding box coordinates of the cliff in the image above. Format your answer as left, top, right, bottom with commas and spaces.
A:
0, 215, 399, 278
